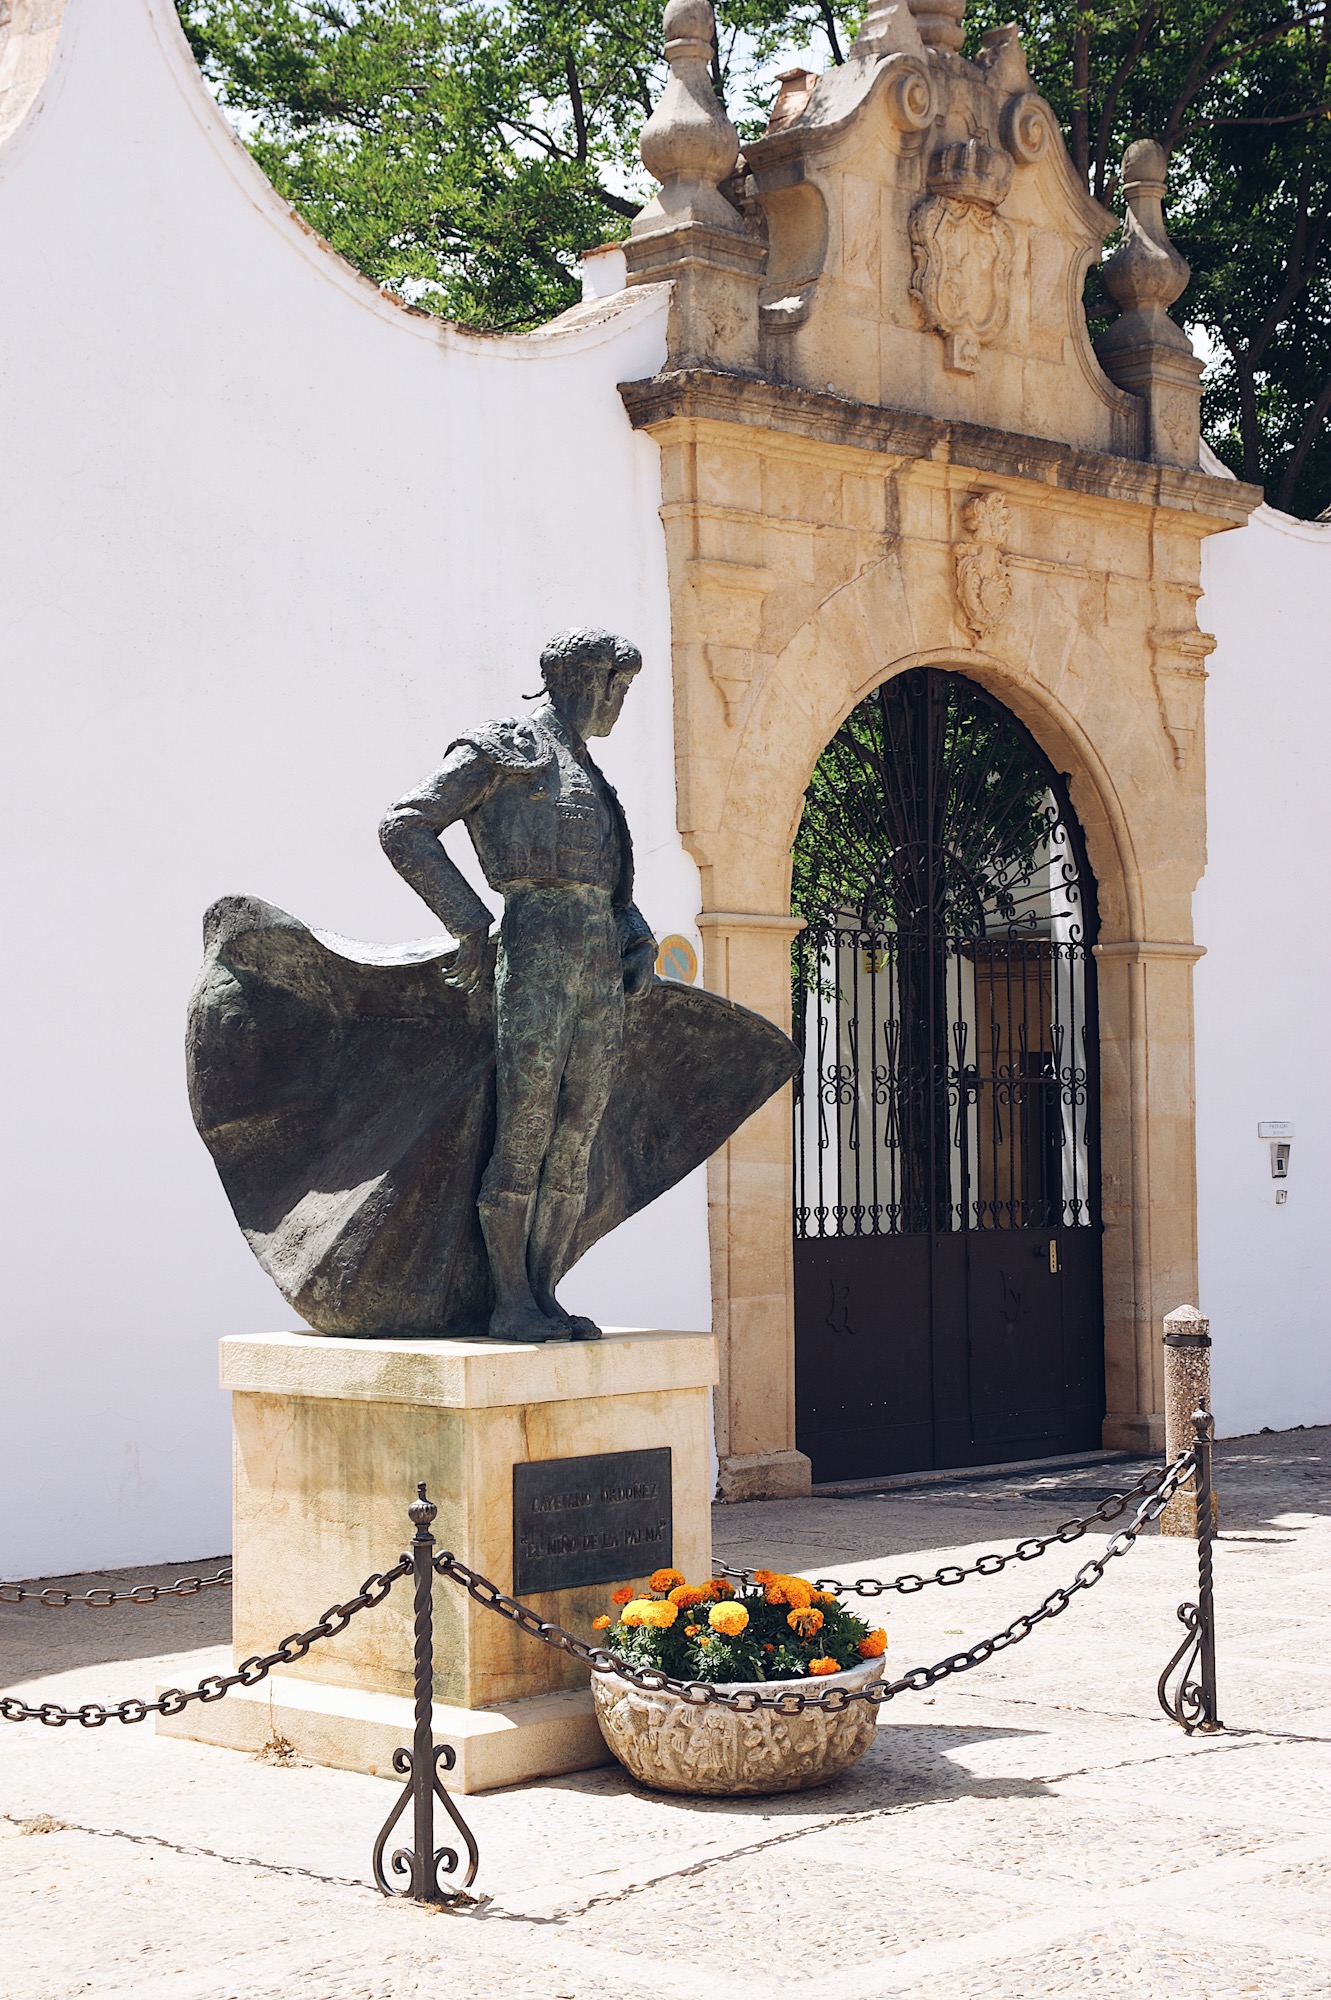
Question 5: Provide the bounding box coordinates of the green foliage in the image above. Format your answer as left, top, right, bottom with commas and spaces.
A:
178, 0, 1331, 513
964, 0, 1331, 515
791, 676, 1053, 941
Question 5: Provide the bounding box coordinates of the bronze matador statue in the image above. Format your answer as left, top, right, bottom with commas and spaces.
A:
187, 630, 798, 1343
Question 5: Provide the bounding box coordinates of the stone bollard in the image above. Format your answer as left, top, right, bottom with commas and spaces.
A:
1161, 1305, 1211, 1536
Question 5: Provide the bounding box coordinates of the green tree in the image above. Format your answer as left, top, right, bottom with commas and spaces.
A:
178, 0, 1331, 515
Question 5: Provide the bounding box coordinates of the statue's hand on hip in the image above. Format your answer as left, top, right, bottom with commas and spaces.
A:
623, 936, 657, 999
444, 928, 495, 995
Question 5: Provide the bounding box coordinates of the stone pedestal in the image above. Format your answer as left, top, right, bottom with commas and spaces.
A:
158, 1328, 717, 1791
1161, 1304, 1211, 1538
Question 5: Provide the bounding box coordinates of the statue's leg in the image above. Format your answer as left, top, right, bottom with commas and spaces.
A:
529, 906, 625, 1340
479, 897, 578, 1344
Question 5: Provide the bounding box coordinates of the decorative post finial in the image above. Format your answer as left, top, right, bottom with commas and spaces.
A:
624, 0, 765, 373
634, 0, 744, 237
1094, 140, 1204, 467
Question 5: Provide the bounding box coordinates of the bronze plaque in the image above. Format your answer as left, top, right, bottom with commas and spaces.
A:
512, 1447, 672, 1595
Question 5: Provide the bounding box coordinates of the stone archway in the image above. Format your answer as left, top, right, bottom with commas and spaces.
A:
619, 376, 1246, 1497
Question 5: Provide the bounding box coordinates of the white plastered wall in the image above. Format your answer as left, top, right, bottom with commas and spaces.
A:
1194, 471, 1331, 1437
0, 0, 708, 1578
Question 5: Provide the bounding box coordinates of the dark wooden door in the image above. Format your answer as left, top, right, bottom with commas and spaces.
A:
791, 671, 1104, 1483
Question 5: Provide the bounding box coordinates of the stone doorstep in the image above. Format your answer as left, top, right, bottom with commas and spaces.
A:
811, 1446, 1143, 1498
155, 1675, 612, 1796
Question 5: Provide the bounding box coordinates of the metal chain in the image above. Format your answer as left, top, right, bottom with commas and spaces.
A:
434, 1448, 1195, 1714
0, 1568, 234, 1609
719, 1451, 1192, 1600
0, 1560, 409, 1727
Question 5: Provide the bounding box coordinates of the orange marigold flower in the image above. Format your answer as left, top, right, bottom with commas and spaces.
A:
787, 1607, 824, 1639
858, 1628, 888, 1659
593, 1615, 612, 1630
649, 1568, 685, 1595
752, 1569, 776, 1587
808, 1657, 841, 1676
764, 1575, 813, 1611
813, 1591, 839, 1608
698, 1634, 711, 1648
708, 1601, 749, 1638
707, 1578, 736, 1598
685, 1624, 701, 1637
668, 1584, 709, 1610
611, 1586, 634, 1606
763, 1644, 776, 1654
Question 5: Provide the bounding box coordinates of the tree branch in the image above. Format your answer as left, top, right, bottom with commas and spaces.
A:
1277, 362, 1331, 509
1182, 103, 1331, 129
818, 0, 845, 65
565, 54, 588, 162
1072, 23, 1090, 183
1093, 2, 1162, 201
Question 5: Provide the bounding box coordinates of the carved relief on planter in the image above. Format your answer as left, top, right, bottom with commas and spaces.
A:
591, 1656, 884, 1795
910, 138, 1015, 374
955, 489, 1013, 641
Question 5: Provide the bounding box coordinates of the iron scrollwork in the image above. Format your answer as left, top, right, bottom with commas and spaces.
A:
1156, 1408, 1223, 1734
371, 1484, 479, 1905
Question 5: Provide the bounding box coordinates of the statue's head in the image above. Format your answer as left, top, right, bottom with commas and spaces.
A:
539, 627, 642, 738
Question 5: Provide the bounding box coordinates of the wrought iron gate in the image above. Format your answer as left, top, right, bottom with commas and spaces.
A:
792, 669, 1104, 1481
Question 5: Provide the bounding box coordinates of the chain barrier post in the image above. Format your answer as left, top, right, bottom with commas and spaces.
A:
1157, 1408, 1223, 1733
371, 1484, 478, 1905
1193, 1406, 1221, 1730
1161, 1304, 1211, 1536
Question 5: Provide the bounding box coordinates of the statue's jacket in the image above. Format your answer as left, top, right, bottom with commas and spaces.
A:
378, 708, 654, 960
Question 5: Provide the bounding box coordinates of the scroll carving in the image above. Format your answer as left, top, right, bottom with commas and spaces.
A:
955, 490, 1012, 641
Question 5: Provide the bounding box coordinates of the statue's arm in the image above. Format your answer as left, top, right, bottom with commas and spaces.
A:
378, 745, 496, 939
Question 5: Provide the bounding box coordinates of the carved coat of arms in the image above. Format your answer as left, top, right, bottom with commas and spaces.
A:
910, 139, 1015, 373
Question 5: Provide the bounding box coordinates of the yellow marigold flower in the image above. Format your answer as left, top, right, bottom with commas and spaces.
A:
593, 1614, 612, 1630
858, 1628, 888, 1659
809, 1657, 840, 1676
764, 1575, 813, 1611
620, 1599, 654, 1627
611, 1586, 634, 1606
668, 1584, 709, 1609
787, 1607, 824, 1639
649, 1568, 685, 1595
640, 1600, 679, 1629
708, 1601, 749, 1638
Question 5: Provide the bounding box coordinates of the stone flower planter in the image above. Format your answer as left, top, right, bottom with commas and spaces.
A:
591, 1655, 885, 1796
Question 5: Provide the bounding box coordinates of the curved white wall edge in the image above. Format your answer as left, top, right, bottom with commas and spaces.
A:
0, 0, 69, 152
141, 0, 664, 361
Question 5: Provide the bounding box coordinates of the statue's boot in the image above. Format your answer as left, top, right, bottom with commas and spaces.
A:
478, 1188, 558, 1343
529, 1186, 603, 1342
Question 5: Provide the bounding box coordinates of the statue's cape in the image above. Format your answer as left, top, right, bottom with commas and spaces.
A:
187, 896, 799, 1337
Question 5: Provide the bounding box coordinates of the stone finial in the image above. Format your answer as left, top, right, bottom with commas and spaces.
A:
1102, 140, 1192, 325
1094, 140, 1204, 468
765, 67, 818, 136
634, 0, 744, 237
625, 0, 765, 373
907, 0, 966, 54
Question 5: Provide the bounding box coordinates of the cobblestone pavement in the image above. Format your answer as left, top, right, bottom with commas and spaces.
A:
2, 1428, 1328, 1999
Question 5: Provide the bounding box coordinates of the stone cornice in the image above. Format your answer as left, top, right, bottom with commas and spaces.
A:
619, 369, 1261, 528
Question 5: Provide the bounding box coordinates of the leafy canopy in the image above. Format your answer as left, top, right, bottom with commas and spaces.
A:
177, 0, 1331, 514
